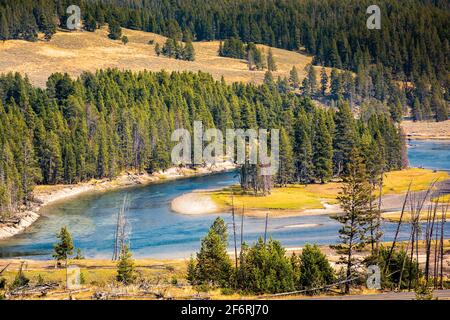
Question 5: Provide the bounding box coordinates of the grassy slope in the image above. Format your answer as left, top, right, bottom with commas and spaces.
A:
208, 169, 450, 212
0, 26, 317, 88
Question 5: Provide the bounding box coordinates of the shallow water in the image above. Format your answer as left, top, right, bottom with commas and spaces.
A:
408, 139, 450, 171
0, 139, 449, 259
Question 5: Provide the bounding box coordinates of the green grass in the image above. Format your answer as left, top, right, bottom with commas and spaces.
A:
209, 169, 450, 212
209, 183, 340, 211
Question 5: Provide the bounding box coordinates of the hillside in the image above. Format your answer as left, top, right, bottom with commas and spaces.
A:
0, 27, 315, 88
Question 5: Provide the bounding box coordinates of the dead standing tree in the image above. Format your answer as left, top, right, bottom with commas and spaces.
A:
112, 194, 131, 261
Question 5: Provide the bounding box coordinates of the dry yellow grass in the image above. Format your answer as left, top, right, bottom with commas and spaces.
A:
401, 120, 450, 140
382, 168, 450, 194
0, 26, 315, 88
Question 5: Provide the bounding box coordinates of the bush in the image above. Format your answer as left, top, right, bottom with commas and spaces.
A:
297, 244, 335, 294
0, 277, 6, 289
368, 246, 421, 290
237, 237, 295, 294
12, 270, 29, 289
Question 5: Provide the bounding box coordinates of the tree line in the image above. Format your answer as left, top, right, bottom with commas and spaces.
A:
0, 69, 405, 217
1, 0, 446, 120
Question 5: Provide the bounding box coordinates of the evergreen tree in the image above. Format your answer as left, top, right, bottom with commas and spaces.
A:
238, 237, 295, 294
154, 42, 161, 56
289, 66, 300, 89
53, 226, 74, 265
294, 111, 313, 183
108, 20, 122, 40
276, 128, 295, 186
331, 149, 371, 294
267, 48, 277, 71
194, 218, 233, 287
84, 14, 97, 32
312, 112, 333, 183
298, 244, 334, 294
333, 101, 357, 175
330, 68, 342, 100
320, 67, 328, 96
183, 41, 195, 61
116, 245, 136, 285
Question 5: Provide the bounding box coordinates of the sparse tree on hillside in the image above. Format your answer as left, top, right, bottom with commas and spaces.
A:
320, 67, 328, 96
289, 66, 300, 89
108, 20, 122, 40
267, 48, 277, 71
154, 42, 161, 56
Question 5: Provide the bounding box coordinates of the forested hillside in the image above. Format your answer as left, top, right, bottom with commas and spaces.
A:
0, 0, 448, 120
0, 70, 405, 216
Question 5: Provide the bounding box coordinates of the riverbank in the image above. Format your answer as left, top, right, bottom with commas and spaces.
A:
401, 120, 450, 140
170, 168, 450, 219
1, 239, 449, 300
0, 162, 236, 240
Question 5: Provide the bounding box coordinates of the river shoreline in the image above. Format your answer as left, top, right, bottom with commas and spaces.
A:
0, 162, 236, 241
170, 172, 450, 220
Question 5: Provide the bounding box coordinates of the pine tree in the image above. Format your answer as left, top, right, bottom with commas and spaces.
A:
53, 226, 74, 265
116, 245, 136, 284
312, 112, 333, 183
183, 41, 195, 61
320, 67, 328, 96
84, 14, 97, 32
331, 149, 371, 294
154, 42, 161, 56
238, 237, 295, 294
186, 256, 197, 285
194, 218, 233, 287
289, 66, 300, 89
330, 68, 342, 100
0, 12, 9, 41
267, 48, 277, 71
306, 64, 317, 96
298, 244, 334, 293
108, 20, 122, 40
294, 111, 313, 183
333, 101, 357, 176
276, 128, 295, 186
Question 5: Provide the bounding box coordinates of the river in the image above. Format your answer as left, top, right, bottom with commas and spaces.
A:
0, 139, 449, 259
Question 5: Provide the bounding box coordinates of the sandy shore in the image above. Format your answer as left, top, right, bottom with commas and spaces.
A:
171, 191, 222, 215
170, 190, 341, 218
0, 162, 236, 240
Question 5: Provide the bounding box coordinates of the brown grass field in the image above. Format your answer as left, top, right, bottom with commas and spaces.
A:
0, 26, 318, 88
401, 120, 450, 140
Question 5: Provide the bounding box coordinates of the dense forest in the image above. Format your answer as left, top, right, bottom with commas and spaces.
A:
0, 69, 405, 216
0, 0, 448, 120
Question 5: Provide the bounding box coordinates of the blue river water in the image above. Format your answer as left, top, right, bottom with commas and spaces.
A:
0, 139, 449, 259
